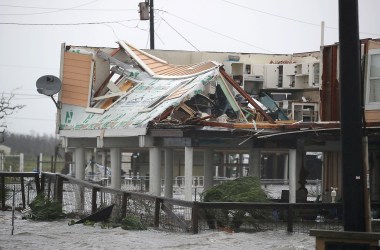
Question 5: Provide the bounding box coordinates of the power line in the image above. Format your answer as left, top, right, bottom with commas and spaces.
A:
13, 97, 49, 100
1, 92, 53, 97
161, 18, 199, 51
157, 9, 275, 53
0, 19, 139, 26
0, 4, 136, 12
220, 0, 380, 38
0, 63, 58, 70
0, 0, 99, 16
6, 116, 55, 122
221, 0, 321, 27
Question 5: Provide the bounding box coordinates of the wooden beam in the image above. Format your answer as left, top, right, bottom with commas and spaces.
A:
219, 67, 275, 123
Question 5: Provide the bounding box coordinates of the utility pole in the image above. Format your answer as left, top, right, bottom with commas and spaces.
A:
338, 0, 366, 232
139, 0, 154, 49
149, 0, 154, 49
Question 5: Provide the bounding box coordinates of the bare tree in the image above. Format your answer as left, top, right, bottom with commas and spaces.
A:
0, 91, 25, 138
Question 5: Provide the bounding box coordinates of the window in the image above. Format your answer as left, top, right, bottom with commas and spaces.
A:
366, 49, 380, 109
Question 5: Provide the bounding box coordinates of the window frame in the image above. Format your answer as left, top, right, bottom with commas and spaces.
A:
365, 48, 380, 110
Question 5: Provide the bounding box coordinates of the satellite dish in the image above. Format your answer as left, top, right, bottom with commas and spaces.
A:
36, 75, 61, 96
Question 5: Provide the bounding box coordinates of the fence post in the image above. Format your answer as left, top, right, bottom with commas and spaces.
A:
50, 156, 54, 172
192, 202, 199, 234
35, 173, 41, 195
36, 155, 39, 173
40, 173, 45, 193
121, 193, 129, 218
21, 177, 26, 209
1, 175, 5, 210
287, 204, 294, 232
91, 187, 98, 214
154, 198, 161, 228
55, 175, 63, 205
47, 177, 51, 199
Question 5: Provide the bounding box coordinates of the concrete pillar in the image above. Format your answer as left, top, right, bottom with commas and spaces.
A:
203, 148, 214, 191
110, 148, 121, 189
249, 148, 261, 177
149, 147, 161, 196
289, 149, 297, 203
164, 149, 173, 198
75, 147, 85, 180
19, 153, 24, 172
39, 153, 43, 173
74, 147, 85, 211
184, 147, 193, 201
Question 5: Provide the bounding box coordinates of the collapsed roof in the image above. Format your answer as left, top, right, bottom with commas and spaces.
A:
58, 40, 343, 138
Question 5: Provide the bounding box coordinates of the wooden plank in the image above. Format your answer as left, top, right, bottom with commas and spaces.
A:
62, 84, 89, 95
91, 187, 98, 214
153, 65, 172, 73
61, 90, 88, 100
1, 176, 5, 210
64, 65, 92, 75
61, 96, 88, 107
121, 193, 129, 218
61, 94, 88, 104
61, 90, 88, 101
145, 61, 164, 69
92, 92, 122, 101
62, 77, 90, 89
191, 202, 199, 234
35, 175, 41, 195
154, 198, 161, 228
64, 52, 92, 62
64, 58, 92, 69
137, 53, 151, 60
21, 177, 25, 209
63, 71, 92, 82
55, 175, 63, 204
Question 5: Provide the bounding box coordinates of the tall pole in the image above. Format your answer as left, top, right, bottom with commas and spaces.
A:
149, 0, 155, 49
338, 0, 366, 232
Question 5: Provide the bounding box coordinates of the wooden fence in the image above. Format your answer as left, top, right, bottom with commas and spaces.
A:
1, 172, 379, 234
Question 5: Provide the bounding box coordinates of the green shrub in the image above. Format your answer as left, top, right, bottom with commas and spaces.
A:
201, 176, 269, 230
28, 194, 65, 220
202, 176, 267, 202
121, 215, 147, 230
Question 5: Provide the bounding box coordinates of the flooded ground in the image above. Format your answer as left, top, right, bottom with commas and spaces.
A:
0, 211, 315, 250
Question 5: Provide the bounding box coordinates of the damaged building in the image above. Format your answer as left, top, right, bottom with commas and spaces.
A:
56, 39, 380, 203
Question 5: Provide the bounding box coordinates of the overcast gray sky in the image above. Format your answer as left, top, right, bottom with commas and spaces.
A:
1, 0, 379, 136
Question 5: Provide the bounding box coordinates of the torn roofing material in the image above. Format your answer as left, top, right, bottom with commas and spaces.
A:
118, 41, 221, 78
61, 40, 341, 137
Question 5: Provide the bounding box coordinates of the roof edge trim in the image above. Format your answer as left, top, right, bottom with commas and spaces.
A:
59, 128, 147, 138
123, 41, 168, 64
118, 40, 156, 77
